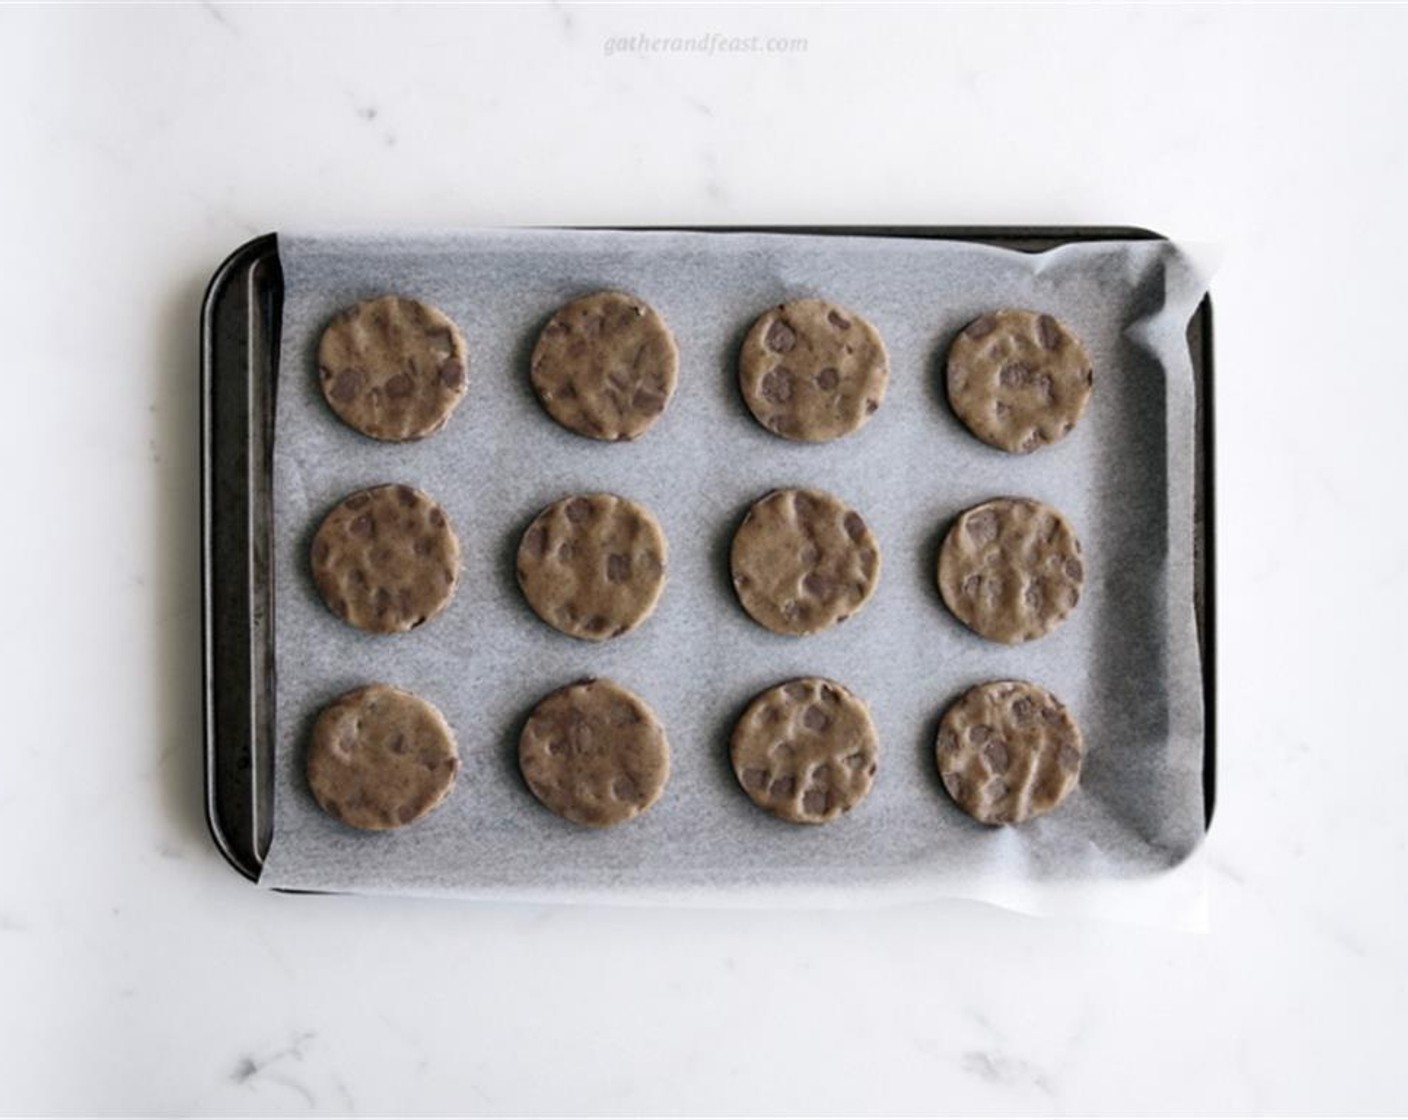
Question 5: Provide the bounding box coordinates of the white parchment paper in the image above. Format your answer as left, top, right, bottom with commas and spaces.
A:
260, 229, 1209, 920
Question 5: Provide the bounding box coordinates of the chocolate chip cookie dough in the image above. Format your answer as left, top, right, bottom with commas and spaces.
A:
311, 484, 460, 635
937, 497, 1083, 644
730, 677, 879, 825
307, 683, 460, 831
317, 296, 468, 441
945, 309, 1093, 453
936, 680, 1083, 825
530, 291, 679, 441
739, 298, 888, 442
517, 493, 668, 641
730, 487, 880, 636
518, 678, 671, 828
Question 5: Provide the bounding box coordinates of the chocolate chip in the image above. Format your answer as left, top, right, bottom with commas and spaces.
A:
827, 310, 851, 331
760, 367, 793, 404
396, 486, 418, 508
816, 367, 839, 390
983, 740, 1011, 773
741, 767, 768, 791
999, 362, 1032, 389
765, 319, 796, 353
385, 371, 414, 400
631, 388, 666, 415
330, 369, 363, 403
783, 682, 809, 701
769, 775, 796, 798
802, 572, 834, 599
802, 705, 831, 732
802, 788, 828, 814
843, 511, 866, 542
965, 314, 997, 340
439, 358, 465, 389
523, 525, 547, 559
965, 510, 1000, 546
1065, 557, 1084, 581
350, 513, 374, 538
606, 553, 631, 583
565, 498, 593, 524
969, 724, 991, 745
1037, 314, 1063, 350
612, 776, 640, 802
1012, 697, 1035, 723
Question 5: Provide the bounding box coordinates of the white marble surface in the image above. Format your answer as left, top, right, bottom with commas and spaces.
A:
2, 3, 1406, 1115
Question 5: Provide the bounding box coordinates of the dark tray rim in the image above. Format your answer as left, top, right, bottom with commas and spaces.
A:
200, 225, 1215, 886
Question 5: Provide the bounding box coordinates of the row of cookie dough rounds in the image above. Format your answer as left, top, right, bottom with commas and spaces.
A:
318, 293, 1094, 453
312, 483, 1085, 645
307, 676, 1085, 832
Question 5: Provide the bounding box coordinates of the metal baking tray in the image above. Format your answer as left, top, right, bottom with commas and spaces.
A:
200, 226, 1215, 885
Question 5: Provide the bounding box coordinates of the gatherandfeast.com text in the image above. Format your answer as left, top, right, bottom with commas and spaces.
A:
603, 32, 808, 58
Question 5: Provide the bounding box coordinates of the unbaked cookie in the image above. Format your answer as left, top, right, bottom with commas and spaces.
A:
739, 298, 888, 442
311, 484, 460, 635
937, 497, 1082, 644
317, 295, 468, 441
517, 493, 667, 641
936, 680, 1083, 825
730, 677, 879, 824
518, 678, 670, 828
945, 309, 1093, 453
307, 683, 459, 831
530, 291, 679, 441
730, 487, 880, 636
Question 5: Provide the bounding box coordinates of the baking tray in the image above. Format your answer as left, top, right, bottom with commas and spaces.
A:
200, 226, 1216, 886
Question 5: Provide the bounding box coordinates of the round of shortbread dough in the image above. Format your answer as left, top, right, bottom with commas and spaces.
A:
937, 497, 1083, 644
730, 677, 879, 825
936, 680, 1083, 825
518, 678, 671, 828
738, 298, 888, 442
517, 493, 667, 641
307, 683, 460, 831
317, 295, 469, 441
311, 484, 460, 635
730, 487, 880, 636
530, 291, 679, 441
945, 309, 1093, 453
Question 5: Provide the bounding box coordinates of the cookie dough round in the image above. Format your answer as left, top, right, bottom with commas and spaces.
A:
945, 309, 1093, 453
517, 493, 667, 641
311, 484, 460, 635
307, 684, 460, 831
936, 680, 1083, 825
739, 298, 889, 442
518, 678, 671, 828
730, 487, 880, 636
530, 291, 679, 441
730, 677, 879, 825
937, 497, 1083, 644
317, 295, 468, 441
